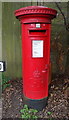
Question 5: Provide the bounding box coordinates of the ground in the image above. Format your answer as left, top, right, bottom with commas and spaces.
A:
2, 75, 69, 119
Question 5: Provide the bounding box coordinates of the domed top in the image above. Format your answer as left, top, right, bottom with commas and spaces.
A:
14, 6, 57, 19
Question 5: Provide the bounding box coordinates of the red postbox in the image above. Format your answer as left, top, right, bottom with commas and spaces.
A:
14, 6, 57, 110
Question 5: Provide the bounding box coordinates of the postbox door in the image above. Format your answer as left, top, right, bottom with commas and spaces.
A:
21, 23, 51, 99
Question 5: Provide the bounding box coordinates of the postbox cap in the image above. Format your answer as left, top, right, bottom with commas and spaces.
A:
14, 6, 57, 19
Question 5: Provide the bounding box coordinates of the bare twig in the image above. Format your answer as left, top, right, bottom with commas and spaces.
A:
55, 2, 69, 31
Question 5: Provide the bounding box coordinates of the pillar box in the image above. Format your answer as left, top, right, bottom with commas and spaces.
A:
14, 6, 57, 110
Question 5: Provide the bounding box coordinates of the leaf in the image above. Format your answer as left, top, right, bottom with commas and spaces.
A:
24, 104, 28, 109
21, 115, 25, 118
20, 109, 25, 113
33, 110, 38, 113
32, 115, 38, 119
47, 112, 52, 115
30, 109, 38, 113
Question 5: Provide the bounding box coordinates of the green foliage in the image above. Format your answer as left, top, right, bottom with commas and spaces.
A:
2, 74, 11, 91
20, 104, 38, 119
47, 111, 52, 120
47, 111, 52, 115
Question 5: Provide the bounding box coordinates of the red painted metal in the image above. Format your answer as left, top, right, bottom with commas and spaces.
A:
14, 6, 57, 100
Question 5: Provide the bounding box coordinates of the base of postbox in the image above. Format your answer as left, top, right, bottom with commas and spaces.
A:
23, 96, 48, 111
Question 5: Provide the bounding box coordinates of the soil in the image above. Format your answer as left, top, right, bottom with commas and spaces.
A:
2, 75, 69, 119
